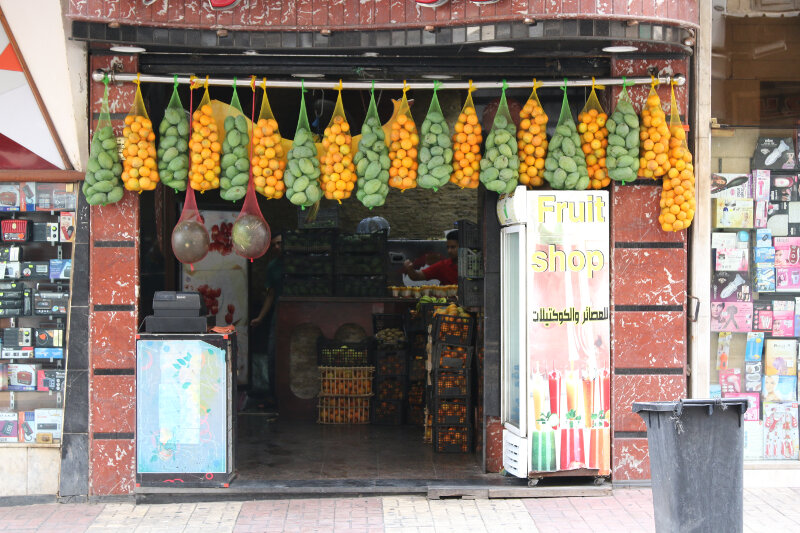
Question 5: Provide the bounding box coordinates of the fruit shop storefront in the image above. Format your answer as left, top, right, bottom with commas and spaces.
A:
62, 0, 700, 499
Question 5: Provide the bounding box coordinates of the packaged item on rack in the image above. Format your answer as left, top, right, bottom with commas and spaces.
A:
772, 301, 795, 336
34, 329, 64, 348
1, 346, 33, 359
754, 247, 775, 264
772, 236, 800, 265
1, 219, 29, 242
17, 411, 35, 443
711, 173, 751, 199
34, 348, 63, 360
0, 183, 20, 212
723, 391, 761, 421
765, 339, 797, 375
715, 248, 749, 271
0, 412, 18, 442
35, 183, 77, 211
59, 212, 75, 243
0, 363, 6, 390
709, 384, 722, 398
770, 174, 798, 202
756, 265, 776, 292
716, 332, 732, 370
753, 137, 796, 171
0, 246, 20, 262
34, 408, 62, 443
8, 363, 40, 391
719, 368, 742, 393
757, 228, 773, 247
713, 198, 753, 229
21, 262, 49, 279
743, 420, 764, 460
32, 222, 59, 243
745, 361, 763, 393
33, 291, 69, 316
711, 232, 739, 250
753, 170, 771, 202
755, 201, 768, 228
711, 301, 753, 332
36, 369, 65, 392
48, 259, 71, 280
763, 402, 798, 460
762, 375, 797, 402
19, 183, 35, 211
745, 332, 765, 361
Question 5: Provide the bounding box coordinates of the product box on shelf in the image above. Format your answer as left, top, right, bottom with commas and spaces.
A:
2, 347, 33, 359
7, 363, 40, 390
745, 362, 763, 392
0, 363, 6, 390
753, 302, 774, 333
754, 170, 771, 202
19, 183, 35, 212
0, 246, 20, 262
37, 369, 65, 392
716, 248, 749, 271
712, 232, 740, 250
746, 332, 765, 361
17, 411, 35, 443
710, 384, 722, 398
3, 328, 32, 348
765, 201, 800, 237
744, 420, 764, 460
769, 173, 799, 202
34, 408, 62, 443
762, 375, 798, 402
0, 412, 18, 442
712, 272, 751, 302
723, 391, 761, 421
763, 402, 799, 460
756, 265, 776, 292
32, 222, 59, 243
775, 267, 800, 291
711, 301, 753, 332
772, 300, 795, 336
0, 183, 20, 212
59, 212, 74, 243
754, 247, 776, 264
34, 348, 63, 360
34, 328, 63, 348
765, 339, 798, 375
35, 183, 76, 211
754, 202, 767, 228
711, 173, 752, 199
713, 198, 753, 229
21, 262, 49, 279
0, 299, 22, 310
1, 261, 21, 279
756, 228, 773, 247
754, 137, 797, 171
720, 368, 742, 393
48, 259, 71, 280
33, 291, 68, 316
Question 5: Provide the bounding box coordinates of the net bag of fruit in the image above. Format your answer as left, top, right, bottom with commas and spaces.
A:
543, 81, 589, 190
232, 160, 271, 260
321, 81, 356, 203
355, 82, 391, 209
451, 81, 482, 189
388, 82, 419, 191
218, 79, 251, 202
172, 185, 209, 269
252, 78, 287, 200
83, 74, 124, 206
605, 79, 640, 185
121, 74, 159, 193
659, 81, 696, 232
189, 77, 222, 192
158, 76, 190, 192
418, 81, 453, 191
481, 80, 519, 194
286, 81, 322, 209
578, 79, 609, 190
518, 79, 548, 189
638, 78, 671, 180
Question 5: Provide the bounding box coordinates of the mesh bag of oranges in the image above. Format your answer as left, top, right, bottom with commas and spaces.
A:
577, 80, 610, 190
121, 75, 159, 192
638, 79, 671, 180
157, 77, 190, 192
658, 82, 696, 232
605, 80, 640, 184
252, 79, 287, 200
83, 74, 124, 206
450, 81, 482, 189
219, 80, 252, 202
388, 83, 419, 191
285, 82, 322, 209
189, 77, 222, 192
321, 82, 356, 203
354, 84, 391, 209
418, 81, 453, 191
517, 80, 548, 189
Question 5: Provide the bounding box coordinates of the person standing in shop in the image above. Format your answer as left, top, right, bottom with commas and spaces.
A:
249, 231, 283, 409
403, 230, 459, 286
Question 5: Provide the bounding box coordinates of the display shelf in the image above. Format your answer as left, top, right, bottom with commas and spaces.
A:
0, 391, 62, 411
0, 442, 60, 448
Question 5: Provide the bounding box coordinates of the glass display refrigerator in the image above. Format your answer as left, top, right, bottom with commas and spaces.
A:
497, 187, 611, 485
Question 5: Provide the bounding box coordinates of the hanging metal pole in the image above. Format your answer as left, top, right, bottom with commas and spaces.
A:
91, 70, 685, 89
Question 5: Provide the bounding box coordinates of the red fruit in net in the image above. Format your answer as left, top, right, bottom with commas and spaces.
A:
172, 220, 210, 265
232, 213, 270, 259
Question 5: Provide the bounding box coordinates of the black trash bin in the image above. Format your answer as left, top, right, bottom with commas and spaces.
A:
633, 398, 748, 533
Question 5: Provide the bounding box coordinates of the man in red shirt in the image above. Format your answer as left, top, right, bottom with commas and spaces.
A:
403, 230, 458, 285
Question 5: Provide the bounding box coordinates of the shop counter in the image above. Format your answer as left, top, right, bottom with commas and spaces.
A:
276, 298, 415, 421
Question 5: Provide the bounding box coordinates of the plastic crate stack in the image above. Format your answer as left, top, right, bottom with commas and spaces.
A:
283, 229, 337, 297
371, 314, 407, 425
404, 309, 430, 426
317, 338, 373, 424
431, 311, 476, 453
335, 231, 388, 297
456, 220, 483, 308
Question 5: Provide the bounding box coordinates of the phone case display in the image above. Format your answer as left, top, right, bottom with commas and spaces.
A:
0, 183, 75, 447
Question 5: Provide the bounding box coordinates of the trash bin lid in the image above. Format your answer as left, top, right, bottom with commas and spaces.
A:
632, 398, 749, 416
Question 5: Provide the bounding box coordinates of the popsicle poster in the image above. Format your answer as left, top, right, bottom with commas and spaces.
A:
527, 191, 610, 474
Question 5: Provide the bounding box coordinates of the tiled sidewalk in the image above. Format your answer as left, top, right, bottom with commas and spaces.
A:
0, 488, 798, 532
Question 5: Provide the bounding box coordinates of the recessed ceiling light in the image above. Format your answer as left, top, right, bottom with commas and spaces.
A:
109, 45, 146, 53
422, 74, 454, 79
362, 52, 379, 57
478, 46, 514, 54
243, 49, 259, 55
602, 45, 638, 53
291, 73, 325, 78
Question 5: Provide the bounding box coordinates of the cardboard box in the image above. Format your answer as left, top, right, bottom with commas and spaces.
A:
711, 173, 751, 199
59, 212, 74, 243
723, 391, 761, 421
0, 183, 20, 211
32, 222, 59, 243
714, 198, 754, 229
711, 301, 753, 332
764, 402, 799, 460
754, 247, 776, 264
754, 137, 797, 171
756, 228, 773, 247
755, 201, 768, 228
34, 328, 63, 348
34, 348, 63, 360
765, 339, 797, 375
33, 291, 68, 316
716, 248, 749, 271
20, 262, 49, 279
756, 265, 776, 292
2, 347, 34, 359
769, 173, 799, 202
744, 420, 764, 460
712, 232, 740, 250
35, 183, 76, 211
8, 363, 40, 391
775, 267, 800, 291
48, 259, 70, 280
17, 411, 35, 443
711, 271, 751, 302
36, 369, 65, 392
0, 412, 18, 442
753, 169, 771, 202
765, 201, 800, 237
34, 409, 62, 443
773, 300, 795, 336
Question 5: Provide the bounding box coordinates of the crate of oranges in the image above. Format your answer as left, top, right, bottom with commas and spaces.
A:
318, 366, 374, 396
371, 399, 404, 425
433, 425, 473, 453
317, 396, 370, 424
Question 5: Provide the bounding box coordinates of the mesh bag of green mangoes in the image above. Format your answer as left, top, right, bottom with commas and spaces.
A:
480, 80, 519, 194
286, 82, 322, 209
219, 79, 252, 202
543, 81, 590, 190
83, 74, 124, 206
417, 81, 453, 192
355, 83, 391, 208
157, 76, 191, 192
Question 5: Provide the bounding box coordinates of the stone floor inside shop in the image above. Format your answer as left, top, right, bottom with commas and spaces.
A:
235, 415, 488, 481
